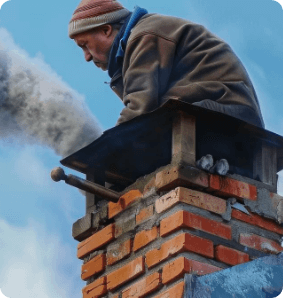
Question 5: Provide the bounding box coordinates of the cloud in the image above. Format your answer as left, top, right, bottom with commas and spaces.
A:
0, 27, 102, 158
12, 147, 52, 188
0, 143, 85, 229
0, 218, 84, 298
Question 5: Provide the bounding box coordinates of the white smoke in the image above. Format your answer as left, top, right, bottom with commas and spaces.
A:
0, 28, 102, 157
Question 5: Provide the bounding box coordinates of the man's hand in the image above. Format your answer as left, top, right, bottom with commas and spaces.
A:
115, 106, 137, 125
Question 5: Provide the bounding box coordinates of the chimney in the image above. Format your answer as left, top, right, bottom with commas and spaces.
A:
53, 99, 283, 297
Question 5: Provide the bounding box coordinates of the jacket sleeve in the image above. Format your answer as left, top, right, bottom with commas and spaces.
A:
116, 34, 176, 125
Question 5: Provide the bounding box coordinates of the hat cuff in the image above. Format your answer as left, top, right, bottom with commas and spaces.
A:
69, 8, 130, 38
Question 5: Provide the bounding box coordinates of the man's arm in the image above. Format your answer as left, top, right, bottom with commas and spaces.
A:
117, 33, 176, 125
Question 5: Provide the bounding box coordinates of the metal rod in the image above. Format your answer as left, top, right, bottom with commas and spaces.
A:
51, 167, 120, 202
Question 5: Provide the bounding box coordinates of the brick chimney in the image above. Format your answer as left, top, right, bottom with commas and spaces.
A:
55, 99, 283, 298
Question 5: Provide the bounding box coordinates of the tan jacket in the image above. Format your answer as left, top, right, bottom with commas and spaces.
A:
110, 14, 264, 127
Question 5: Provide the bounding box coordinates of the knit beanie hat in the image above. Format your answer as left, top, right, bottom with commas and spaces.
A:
68, 0, 130, 38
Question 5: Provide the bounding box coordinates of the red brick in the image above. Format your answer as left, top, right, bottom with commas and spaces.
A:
107, 239, 131, 266
82, 276, 107, 298
185, 258, 221, 274
81, 254, 106, 281
209, 175, 257, 201
215, 245, 249, 266
239, 233, 283, 254
155, 165, 209, 191
155, 187, 226, 215
162, 257, 221, 284
232, 209, 283, 235
109, 190, 142, 219
152, 281, 184, 298
77, 224, 115, 259
145, 233, 214, 268
107, 256, 145, 291
160, 210, 232, 240
122, 272, 161, 298
136, 205, 154, 225
133, 226, 159, 251
112, 295, 119, 298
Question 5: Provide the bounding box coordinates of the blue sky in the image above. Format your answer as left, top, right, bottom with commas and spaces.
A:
0, 0, 282, 297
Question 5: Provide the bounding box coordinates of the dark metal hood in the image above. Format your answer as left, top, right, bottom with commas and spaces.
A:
60, 99, 283, 183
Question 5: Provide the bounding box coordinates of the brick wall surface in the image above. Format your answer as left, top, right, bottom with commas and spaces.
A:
73, 165, 283, 298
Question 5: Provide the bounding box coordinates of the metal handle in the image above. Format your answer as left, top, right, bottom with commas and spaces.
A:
51, 167, 120, 202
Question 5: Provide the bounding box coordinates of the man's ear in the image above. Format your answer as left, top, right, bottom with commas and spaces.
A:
100, 24, 113, 37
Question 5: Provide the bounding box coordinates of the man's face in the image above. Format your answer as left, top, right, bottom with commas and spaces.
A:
74, 25, 115, 71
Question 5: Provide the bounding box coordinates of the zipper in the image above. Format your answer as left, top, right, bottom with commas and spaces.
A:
110, 73, 122, 90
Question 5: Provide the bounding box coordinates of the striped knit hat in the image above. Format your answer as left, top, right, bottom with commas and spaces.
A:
68, 0, 130, 38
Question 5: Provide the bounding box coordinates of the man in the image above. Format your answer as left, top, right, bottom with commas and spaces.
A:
69, 0, 264, 128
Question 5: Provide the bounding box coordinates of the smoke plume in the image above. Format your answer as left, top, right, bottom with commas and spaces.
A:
0, 28, 102, 157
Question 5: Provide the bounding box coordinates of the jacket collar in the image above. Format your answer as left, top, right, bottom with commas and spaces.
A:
108, 6, 148, 79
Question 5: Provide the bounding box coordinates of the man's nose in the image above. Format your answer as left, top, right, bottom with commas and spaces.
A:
84, 50, 92, 62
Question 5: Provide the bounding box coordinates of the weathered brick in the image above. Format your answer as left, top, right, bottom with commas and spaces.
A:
152, 281, 184, 298
215, 245, 249, 266
279, 200, 283, 225
122, 272, 161, 298
109, 190, 142, 219
209, 175, 257, 201
107, 239, 131, 266
232, 209, 283, 235
145, 233, 214, 268
239, 233, 283, 254
72, 213, 93, 242
107, 256, 145, 291
162, 257, 221, 284
155, 187, 226, 215
155, 165, 209, 191
160, 210, 232, 240
133, 226, 159, 252
143, 176, 157, 195
270, 192, 283, 224
82, 276, 107, 298
115, 214, 136, 238
136, 205, 154, 225
81, 254, 106, 281
77, 224, 115, 259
